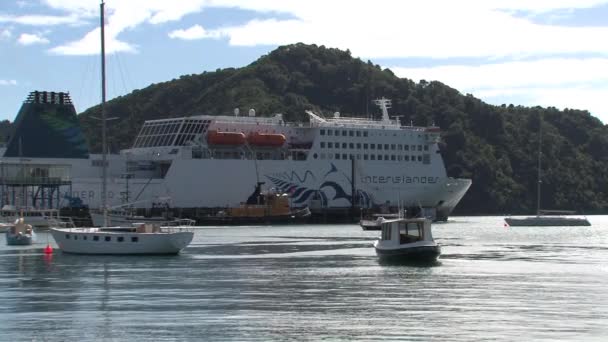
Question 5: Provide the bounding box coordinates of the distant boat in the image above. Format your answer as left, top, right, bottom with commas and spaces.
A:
89, 208, 167, 227
374, 217, 440, 262
360, 205, 432, 230
50, 1, 193, 255
5, 217, 35, 246
505, 210, 590, 227
504, 116, 590, 227
88, 197, 183, 227
0, 222, 12, 233
360, 213, 401, 231
90, 209, 194, 227
1, 205, 67, 229
198, 182, 311, 225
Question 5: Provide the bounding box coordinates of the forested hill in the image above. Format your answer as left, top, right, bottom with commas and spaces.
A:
78, 43, 608, 215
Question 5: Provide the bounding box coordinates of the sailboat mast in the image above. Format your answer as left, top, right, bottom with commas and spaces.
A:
536, 115, 542, 217
100, 1, 108, 226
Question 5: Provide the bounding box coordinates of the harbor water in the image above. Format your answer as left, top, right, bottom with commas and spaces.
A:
1, 216, 607, 341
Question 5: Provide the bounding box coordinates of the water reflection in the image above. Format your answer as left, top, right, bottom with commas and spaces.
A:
1, 218, 608, 341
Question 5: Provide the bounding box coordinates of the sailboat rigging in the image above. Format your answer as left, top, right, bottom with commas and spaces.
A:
504, 115, 590, 227
49, 1, 194, 254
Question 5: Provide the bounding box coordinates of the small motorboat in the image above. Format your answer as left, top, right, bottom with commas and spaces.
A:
374, 217, 440, 262
5, 218, 35, 246
50, 222, 194, 255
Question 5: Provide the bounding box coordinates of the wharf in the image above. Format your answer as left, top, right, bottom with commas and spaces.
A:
122, 206, 360, 225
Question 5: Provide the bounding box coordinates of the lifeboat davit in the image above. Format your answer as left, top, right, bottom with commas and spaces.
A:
206, 130, 246, 145
247, 132, 286, 147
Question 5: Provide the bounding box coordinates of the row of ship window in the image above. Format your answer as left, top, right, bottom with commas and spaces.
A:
64, 234, 138, 242
313, 153, 430, 163
192, 150, 308, 161
320, 142, 428, 151
320, 128, 369, 137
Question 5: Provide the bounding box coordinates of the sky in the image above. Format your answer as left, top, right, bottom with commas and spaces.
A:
1, 0, 608, 124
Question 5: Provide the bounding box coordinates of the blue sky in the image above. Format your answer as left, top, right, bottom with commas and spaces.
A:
1, 0, 608, 124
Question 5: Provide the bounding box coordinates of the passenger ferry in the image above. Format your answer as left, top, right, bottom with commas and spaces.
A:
0, 91, 471, 221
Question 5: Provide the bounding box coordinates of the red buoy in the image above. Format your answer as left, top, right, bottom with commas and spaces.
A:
44, 244, 53, 254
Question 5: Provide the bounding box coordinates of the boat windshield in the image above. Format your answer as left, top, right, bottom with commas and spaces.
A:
399, 221, 423, 244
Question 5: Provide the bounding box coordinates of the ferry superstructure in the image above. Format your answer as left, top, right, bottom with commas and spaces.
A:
1, 92, 471, 221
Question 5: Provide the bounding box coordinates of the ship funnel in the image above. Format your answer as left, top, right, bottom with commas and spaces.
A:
249, 108, 256, 117
4, 90, 89, 158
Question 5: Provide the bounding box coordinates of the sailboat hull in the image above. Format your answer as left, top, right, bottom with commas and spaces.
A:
505, 217, 591, 227
50, 228, 193, 254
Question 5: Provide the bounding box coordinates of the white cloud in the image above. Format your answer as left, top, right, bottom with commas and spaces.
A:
6, 0, 605, 58
0, 14, 82, 26
17, 32, 49, 45
0, 28, 12, 40
479, 0, 608, 12
0, 80, 18, 86
390, 58, 608, 90
477, 86, 608, 123
46, 0, 209, 55
49, 27, 134, 55
9, 0, 608, 123
195, 0, 608, 59
390, 58, 608, 123
169, 24, 221, 40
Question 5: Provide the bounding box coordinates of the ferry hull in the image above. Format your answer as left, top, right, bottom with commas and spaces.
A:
122, 159, 470, 214
1, 155, 471, 221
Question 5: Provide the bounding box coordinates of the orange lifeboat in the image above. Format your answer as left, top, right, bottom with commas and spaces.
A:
247, 132, 286, 147
206, 130, 246, 145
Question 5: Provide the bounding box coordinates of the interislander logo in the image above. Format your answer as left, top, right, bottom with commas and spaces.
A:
265, 163, 373, 207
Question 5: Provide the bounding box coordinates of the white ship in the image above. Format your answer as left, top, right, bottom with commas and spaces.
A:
1, 92, 471, 221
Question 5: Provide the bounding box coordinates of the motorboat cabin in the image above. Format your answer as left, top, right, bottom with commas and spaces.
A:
374, 217, 440, 262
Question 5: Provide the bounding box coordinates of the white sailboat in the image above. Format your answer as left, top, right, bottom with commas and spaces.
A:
504, 117, 590, 227
50, 1, 193, 254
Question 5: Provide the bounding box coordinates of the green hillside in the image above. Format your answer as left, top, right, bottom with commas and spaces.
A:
75, 43, 608, 215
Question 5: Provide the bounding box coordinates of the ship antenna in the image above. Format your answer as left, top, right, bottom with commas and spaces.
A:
373, 97, 392, 123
